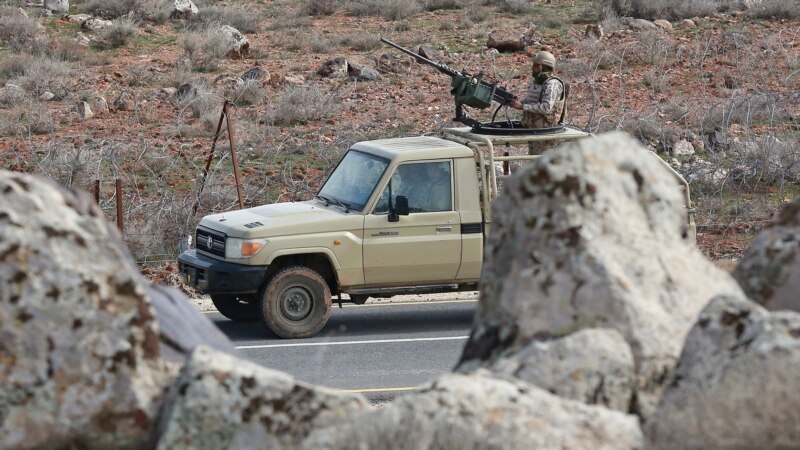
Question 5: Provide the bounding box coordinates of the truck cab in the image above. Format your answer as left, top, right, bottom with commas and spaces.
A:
178, 126, 696, 338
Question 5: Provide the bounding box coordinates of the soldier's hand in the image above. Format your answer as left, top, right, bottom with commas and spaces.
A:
509, 100, 523, 110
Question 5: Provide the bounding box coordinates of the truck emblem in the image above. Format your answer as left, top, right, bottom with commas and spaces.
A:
206, 236, 213, 249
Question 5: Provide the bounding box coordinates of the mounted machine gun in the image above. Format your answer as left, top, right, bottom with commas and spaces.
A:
381, 37, 564, 135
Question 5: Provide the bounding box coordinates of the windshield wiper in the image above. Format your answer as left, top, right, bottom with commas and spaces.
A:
316, 194, 351, 213
330, 197, 351, 213
315, 194, 331, 206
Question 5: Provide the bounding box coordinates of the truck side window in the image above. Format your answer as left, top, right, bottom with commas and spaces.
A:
374, 162, 452, 214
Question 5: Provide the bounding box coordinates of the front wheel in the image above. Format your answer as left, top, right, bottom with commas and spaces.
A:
261, 266, 332, 338
210, 295, 260, 322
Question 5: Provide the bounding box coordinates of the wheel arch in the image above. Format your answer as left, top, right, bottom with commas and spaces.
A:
264, 250, 340, 294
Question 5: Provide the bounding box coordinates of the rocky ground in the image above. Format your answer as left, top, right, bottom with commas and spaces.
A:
1, 0, 798, 279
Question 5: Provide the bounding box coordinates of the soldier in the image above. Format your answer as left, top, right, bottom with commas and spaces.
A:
509, 50, 567, 154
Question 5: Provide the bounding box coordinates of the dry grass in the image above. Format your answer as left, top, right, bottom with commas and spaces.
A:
0, 7, 42, 53
99, 19, 137, 48
594, 0, 731, 20
180, 28, 231, 71
188, 5, 261, 34
1, 54, 72, 95
230, 79, 265, 106
748, 0, 800, 19
82, 0, 141, 19
345, 0, 423, 20
267, 85, 340, 125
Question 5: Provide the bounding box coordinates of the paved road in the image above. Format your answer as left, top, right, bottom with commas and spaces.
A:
208, 297, 477, 403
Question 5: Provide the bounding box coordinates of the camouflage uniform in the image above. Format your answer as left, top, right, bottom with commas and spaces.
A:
521, 75, 566, 155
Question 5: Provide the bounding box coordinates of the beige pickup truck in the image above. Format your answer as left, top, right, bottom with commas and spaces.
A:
178, 127, 696, 338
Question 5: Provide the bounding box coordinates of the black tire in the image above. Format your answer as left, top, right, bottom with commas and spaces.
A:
261, 266, 332, 338
210, 295, 260, 322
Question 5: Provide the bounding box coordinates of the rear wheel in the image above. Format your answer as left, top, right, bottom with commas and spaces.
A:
261, 266, 332, 338
210, 295, 260, 322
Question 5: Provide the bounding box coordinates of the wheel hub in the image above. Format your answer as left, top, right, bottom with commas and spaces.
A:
280, 287, 312, 321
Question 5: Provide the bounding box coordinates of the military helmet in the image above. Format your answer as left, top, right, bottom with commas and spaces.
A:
532, 51, 556, 69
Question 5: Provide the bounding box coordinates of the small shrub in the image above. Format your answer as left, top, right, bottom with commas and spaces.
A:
340, 33, 381, 51
464, 7, 489, 23
265, 15, 313, 30
83, 0, 141, 19
181, 29, 230, 71
439, 20, 454, 31
309, 34, 338, 53
423, 0, 464, 11
598, 11, 624, 33
393, 20, 411, 31
301, 0, 338, 16
268, 85, 339, 125
45, 36, 90, 62
189, 5, 261, 34
748, 0, 799, 19
0, 54, 36, 82
642, 68, 670, 92
231, 79, 265, 106
636, 29, 673, 66
345, 0, 423, 20
271, 30, 305, 51
6, 55, 71, 94
707, 136, 800, 190
100, 19, 137, 48
0, 100, 58, 137
139, 0, 172, 23
175, 83, 222, 129
496, 0, 533, 15
595, 0, 726, 20
0, 8, 42, 53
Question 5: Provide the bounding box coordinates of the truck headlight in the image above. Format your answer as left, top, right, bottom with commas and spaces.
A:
225, 238, 269, 259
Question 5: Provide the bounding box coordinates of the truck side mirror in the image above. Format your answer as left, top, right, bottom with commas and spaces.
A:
388, 195, 408, 222
395, 195, 409, 216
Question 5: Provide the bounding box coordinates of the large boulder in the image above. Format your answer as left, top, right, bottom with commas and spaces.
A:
0, 171, 238, 449
0, 172, 170, 449
44, 0, 68, 13
301, 371, 643, 450
646, 295, 800, 449
488, 328, 636, 412
155, 346, 370, 450
219, 25, 249, 59
732, 199, 800, 312
170, 0, 198, 19
458, 132, 744, 417
0, 83, 28, 106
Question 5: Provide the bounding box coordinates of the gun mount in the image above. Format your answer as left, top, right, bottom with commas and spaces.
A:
381, 37, 565, 135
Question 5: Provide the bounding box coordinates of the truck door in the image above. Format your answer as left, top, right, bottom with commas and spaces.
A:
363, 161, 462, 285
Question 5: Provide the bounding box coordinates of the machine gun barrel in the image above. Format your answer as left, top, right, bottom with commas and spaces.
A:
380, 38, 460, 78
380, 37, 514, 107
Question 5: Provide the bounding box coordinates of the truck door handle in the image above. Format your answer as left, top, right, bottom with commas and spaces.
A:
436, 226, 452, 232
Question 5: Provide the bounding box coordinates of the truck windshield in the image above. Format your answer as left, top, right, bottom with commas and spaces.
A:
318, 150, 389, 212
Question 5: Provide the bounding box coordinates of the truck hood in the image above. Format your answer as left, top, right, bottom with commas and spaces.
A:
198, 201, 361, 239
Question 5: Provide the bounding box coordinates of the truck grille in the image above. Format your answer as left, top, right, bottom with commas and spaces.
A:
195, 226, 226, 258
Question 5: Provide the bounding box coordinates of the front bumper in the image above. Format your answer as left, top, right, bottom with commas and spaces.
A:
177, 249, 268, 295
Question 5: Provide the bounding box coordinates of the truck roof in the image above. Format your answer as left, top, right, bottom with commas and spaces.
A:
442, 125, 591, 145
350, 136, 474, 162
